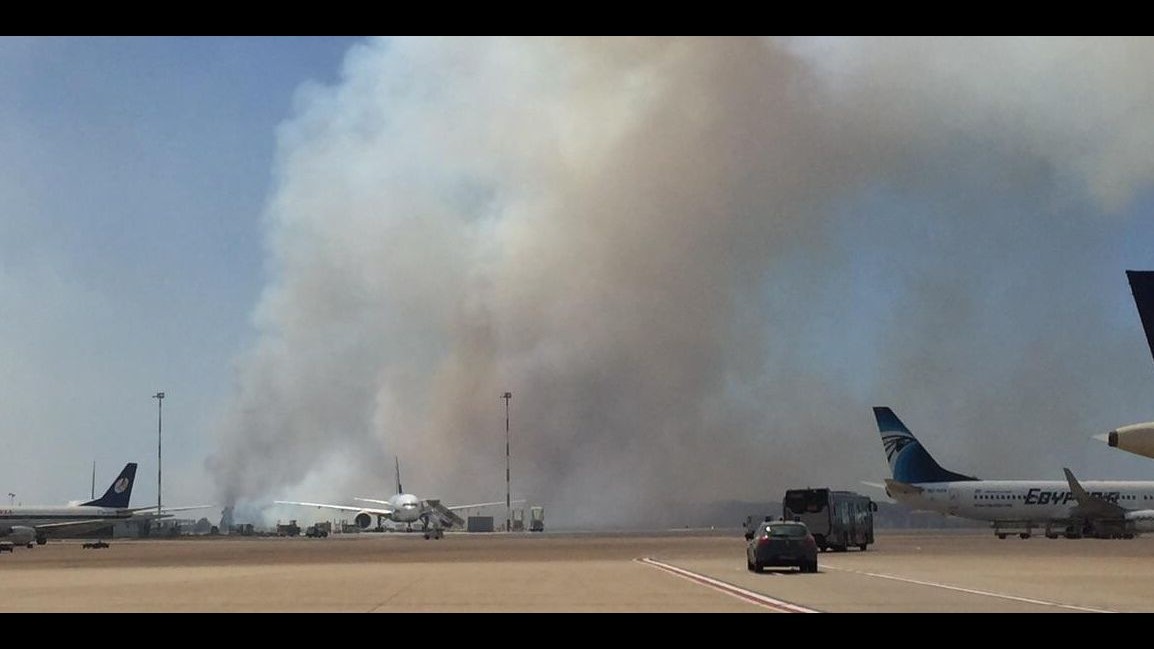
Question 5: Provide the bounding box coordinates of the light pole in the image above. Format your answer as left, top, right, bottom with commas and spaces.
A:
153, 391, 165, 519
502, 392, 512, 532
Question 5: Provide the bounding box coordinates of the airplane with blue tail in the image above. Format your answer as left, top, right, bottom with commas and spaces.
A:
1, 462, 213, 550
1, 462, 146, 548
873, 406, 1154, 539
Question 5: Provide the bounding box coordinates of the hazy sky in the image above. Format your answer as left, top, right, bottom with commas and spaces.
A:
5, 36, 1154, 530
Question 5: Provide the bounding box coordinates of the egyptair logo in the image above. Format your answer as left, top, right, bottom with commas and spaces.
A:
113, 477, 130, 494
883, 433, 916, 465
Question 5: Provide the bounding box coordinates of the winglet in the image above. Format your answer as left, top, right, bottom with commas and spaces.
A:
1063, 467, 1124, 520
1063, 467, 1090, 504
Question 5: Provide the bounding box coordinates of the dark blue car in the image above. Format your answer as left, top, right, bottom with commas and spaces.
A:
746, 520, 819, 573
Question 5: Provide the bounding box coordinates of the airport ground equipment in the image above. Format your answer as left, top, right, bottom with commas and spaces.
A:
529, 506, 544, 532
305, 522, 331, 538
277, 520, 302, 537
467, 516, 494, 532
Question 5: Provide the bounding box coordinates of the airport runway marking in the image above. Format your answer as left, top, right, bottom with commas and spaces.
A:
636, 557, 820, 613
820, 563, 1117, 613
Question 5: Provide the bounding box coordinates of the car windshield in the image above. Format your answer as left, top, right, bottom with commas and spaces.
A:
764, 523, 808, 538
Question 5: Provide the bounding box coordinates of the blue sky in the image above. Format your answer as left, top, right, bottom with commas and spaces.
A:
1, 36, 360, 511
5, 37, 1154, 529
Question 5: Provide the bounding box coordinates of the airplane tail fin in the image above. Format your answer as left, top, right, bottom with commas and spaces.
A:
81, 462, 137, 508
1127, 270, 1154, 367
395, 456, 403, 495
873, 407, 977, 484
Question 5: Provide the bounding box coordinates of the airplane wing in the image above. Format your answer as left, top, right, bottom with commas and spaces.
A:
127, 504, 217, 515
274, 500, 395, 516
126, 506, 218, 523
1063, 468, 1128, 520
446, 499, 524, 511
352, 497, 393, 507
33, 519, 121, 538
158, 504, 217, 513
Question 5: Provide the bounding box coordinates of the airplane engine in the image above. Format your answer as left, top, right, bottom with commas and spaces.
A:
1099, 423, 1154, 460
1125, 509, 1154, 535
1, 526, 36, 547
354, 512, 374, 529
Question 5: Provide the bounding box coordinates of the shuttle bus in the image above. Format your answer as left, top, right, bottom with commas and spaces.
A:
782, 488, 876, 552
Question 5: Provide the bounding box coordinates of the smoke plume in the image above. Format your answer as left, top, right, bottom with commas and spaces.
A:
208, 37, 1154, 528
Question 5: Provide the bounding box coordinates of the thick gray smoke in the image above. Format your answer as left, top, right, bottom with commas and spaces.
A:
208, 37, 1154, 528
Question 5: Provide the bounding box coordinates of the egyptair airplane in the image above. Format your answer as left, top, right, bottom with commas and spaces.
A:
873, 406, 1154, 539
276, 458, 517, 539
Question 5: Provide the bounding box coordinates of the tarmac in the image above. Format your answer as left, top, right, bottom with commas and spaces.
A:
2, 528, 1153, 613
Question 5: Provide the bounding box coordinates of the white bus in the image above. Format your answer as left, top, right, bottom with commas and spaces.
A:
783, 488, 876, 552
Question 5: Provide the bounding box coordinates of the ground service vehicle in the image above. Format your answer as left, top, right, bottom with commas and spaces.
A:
529, 506, 544, 532
305, 523, 330, 538
276, 520, 301, 537
745, 519, 818, 573
783, 488, 876, 552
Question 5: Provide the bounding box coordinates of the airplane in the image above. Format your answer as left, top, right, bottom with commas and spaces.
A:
0, 462, 214, 551
1095, 270, 1154, 459
1, 462, 145, 548
276, 458, 518, 539
873, 406, 1154, 539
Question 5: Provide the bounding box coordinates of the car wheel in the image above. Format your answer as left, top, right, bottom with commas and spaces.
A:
753, 560, 764, 573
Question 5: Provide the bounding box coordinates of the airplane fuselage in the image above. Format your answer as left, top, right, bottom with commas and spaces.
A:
893, 479, 1154, 528
384, 494, 422, 523
0, 506, 133, 530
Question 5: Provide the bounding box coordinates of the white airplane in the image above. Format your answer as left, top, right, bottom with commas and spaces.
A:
1, 462, 147, 548
276, 458, 517, 539
0, 462, 215, 551
1096, 270, 1154, 459
873, 406, 1154, 539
